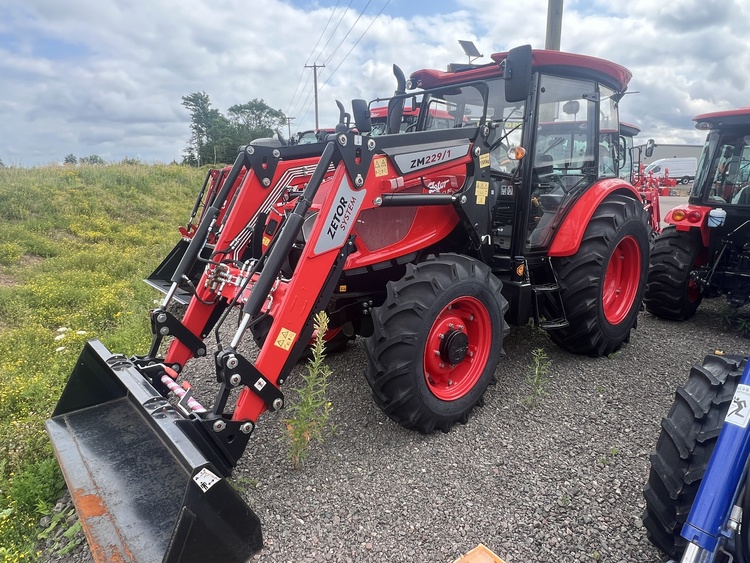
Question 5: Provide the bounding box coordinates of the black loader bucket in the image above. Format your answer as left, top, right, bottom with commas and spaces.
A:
144, 239, 211, 305
45, 340, 262, 563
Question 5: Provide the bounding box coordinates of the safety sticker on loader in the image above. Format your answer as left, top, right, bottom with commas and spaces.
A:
373, 156, 389, 177
193, 467, 221, 493
275, 327, 296, 351
475, 181, 489, 205
479, 153, 490, 168
726, 384, 750, 428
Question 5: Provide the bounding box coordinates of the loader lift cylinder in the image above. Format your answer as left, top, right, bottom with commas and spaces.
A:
167, 150, 249, 293
242, 141, 336, 319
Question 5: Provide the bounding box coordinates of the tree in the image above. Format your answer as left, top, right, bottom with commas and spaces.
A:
182, 92, 221, 166
0, 158, 5, 168
227, 99, 286, 138
80, 155, 105, 165
181, 93, 288, 166
63, 154, 78, 165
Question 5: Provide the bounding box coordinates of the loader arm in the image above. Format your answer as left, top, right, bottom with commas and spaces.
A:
159, 147, 332, 370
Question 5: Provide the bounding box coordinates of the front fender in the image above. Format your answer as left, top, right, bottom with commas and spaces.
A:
548, 179, 643, 257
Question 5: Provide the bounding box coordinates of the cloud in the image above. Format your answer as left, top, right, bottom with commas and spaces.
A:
0, 0, 747, 164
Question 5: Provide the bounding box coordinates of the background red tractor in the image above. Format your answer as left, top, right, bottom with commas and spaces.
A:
47, 45, 651, 562
644, 107, 750, 320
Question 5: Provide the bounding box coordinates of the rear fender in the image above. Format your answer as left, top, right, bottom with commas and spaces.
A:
663, 203, 713, 247
548, 179, 642, 256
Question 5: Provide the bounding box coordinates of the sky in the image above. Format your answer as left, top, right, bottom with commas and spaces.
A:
0, 0, 747, 166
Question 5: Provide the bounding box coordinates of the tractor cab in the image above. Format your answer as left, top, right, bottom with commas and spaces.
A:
382, 48, 635, 261
689, 109, 750, 225
660, 109, 750, 245
645, 108, 750, 318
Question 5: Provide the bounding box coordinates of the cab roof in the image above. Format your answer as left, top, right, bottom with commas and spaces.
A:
410, 49, 631, 94
620, 122, 640, 137
693, 107, 750, 127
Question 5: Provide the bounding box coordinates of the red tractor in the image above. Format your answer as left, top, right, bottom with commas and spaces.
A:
47, 46, 650, 562
644, 107, 750, 320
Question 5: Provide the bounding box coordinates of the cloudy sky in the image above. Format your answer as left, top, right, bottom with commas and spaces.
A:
0, 0, 747, 165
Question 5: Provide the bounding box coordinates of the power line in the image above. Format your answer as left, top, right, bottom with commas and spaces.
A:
305, 0, 342, 65
299, 0, 391, 128
287, 0, 343, 116
321, 0, 373, 67
320, 0, 390, 89
314, 0, 355, 65
287, 73, 313, 122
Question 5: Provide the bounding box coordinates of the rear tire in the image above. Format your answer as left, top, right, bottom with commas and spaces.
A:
681, 176, 690, 185
642, 354, 745, 559
644, 227, 704, 320
544, 194, 649, 357
364, 254, 508, 434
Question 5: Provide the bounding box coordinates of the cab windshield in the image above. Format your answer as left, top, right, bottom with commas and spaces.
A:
420, 78, 525, 174
700, 132, 750, 205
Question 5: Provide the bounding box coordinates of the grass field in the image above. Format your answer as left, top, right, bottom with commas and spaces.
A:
0, 163, 204, 561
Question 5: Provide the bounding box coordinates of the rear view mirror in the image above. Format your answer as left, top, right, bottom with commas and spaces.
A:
351, 99, 371, 133
504, 44, 532, 103
645, 139, 655, 158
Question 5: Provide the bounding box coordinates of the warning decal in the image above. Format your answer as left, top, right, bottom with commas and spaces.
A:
193, 468, 221, 493
374, 157, 389, 177
479, 153, 490, 168
475, 181, 489, 205
726, 383, 750, 428
275, 328, 296, 350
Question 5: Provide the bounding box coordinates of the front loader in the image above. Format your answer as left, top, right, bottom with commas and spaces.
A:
47, 45, 651, 561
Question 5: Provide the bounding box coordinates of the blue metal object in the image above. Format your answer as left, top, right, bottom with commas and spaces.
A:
681, 359, 750, 555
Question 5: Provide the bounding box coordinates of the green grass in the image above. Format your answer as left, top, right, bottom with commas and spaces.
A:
0, 163, 203, 561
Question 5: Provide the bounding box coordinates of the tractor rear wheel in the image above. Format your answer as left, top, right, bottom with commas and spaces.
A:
642, 354, 745, 559
544, 194, 649, 357
644, 227, 704, 320
364, 254, 508, 434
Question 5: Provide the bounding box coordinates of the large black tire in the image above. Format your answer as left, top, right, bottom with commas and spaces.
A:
642, 354, 746, 559
364, 254, 509, 434
644, 227, 704, 320
544, 193, 650, 357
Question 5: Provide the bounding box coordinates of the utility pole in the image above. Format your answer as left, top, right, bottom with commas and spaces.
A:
304, 63, 325, 130
545, 0, 564, 51
286, 116, 295, 139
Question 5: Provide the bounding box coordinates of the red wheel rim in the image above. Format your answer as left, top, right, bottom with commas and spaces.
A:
603, 235, 641, 324
423, 296, 492, 401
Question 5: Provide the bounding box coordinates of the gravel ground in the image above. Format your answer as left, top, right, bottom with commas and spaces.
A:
39, 298, 750, 563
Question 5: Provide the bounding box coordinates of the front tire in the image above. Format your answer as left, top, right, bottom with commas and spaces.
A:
644, 227, 704, 320
364, 254, 508, 434
642, 354, 745, 559
544, 194, 649, 357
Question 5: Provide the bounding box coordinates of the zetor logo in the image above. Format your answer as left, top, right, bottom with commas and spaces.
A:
327, 195, 357, 239
426, 179, 450, 193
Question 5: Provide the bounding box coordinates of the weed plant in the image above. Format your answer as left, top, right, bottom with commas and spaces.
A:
522, 347, 552, 408
285, 311, 334, 469
0, 163, 202, 560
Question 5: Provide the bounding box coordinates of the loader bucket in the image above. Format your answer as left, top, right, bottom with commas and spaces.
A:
45, 340, 263, 563
144, 239, 211, 305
